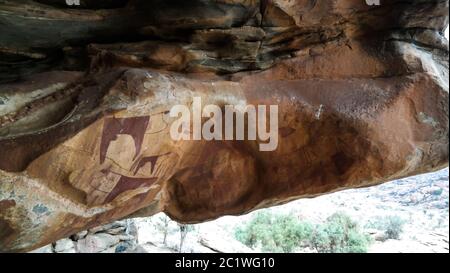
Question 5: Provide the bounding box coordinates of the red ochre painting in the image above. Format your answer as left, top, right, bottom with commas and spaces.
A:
95, 116, 173, 205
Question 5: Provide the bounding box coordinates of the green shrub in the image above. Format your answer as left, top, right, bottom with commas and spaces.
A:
235, 211, 370, 253
310, 212, 371, 253
383, 216, 405, 240
366, 215, 405, 240
431, 188, 443, 196
235, 211, 313, 252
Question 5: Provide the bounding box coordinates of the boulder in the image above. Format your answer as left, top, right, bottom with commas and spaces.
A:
54, 238, 76, 253
88, 221, 126, 234
76, 233, 120, 253
29, 244, 54, 254
72, 230, 88, 241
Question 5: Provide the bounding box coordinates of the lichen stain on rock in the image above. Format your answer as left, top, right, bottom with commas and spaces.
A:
32, 204, 49, 215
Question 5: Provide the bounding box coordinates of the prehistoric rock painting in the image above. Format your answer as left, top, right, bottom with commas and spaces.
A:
90, 116, 173, 205
101, 168, 157, 204
100, 116, 150, 165
132, 153, 171, 175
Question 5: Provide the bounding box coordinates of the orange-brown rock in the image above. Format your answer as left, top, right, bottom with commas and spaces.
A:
0, 0, 448, 252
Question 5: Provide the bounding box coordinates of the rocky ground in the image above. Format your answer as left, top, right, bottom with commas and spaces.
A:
30, 168, 449, 253
30, 220, 139, 253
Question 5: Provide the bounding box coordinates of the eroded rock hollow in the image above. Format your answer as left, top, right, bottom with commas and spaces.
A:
0, 0, 448, 252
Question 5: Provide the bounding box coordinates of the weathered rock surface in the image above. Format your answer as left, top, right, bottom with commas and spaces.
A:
0, 0, 448, 252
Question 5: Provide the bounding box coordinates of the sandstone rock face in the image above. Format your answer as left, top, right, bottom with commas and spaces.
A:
0, 0, 448, 252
